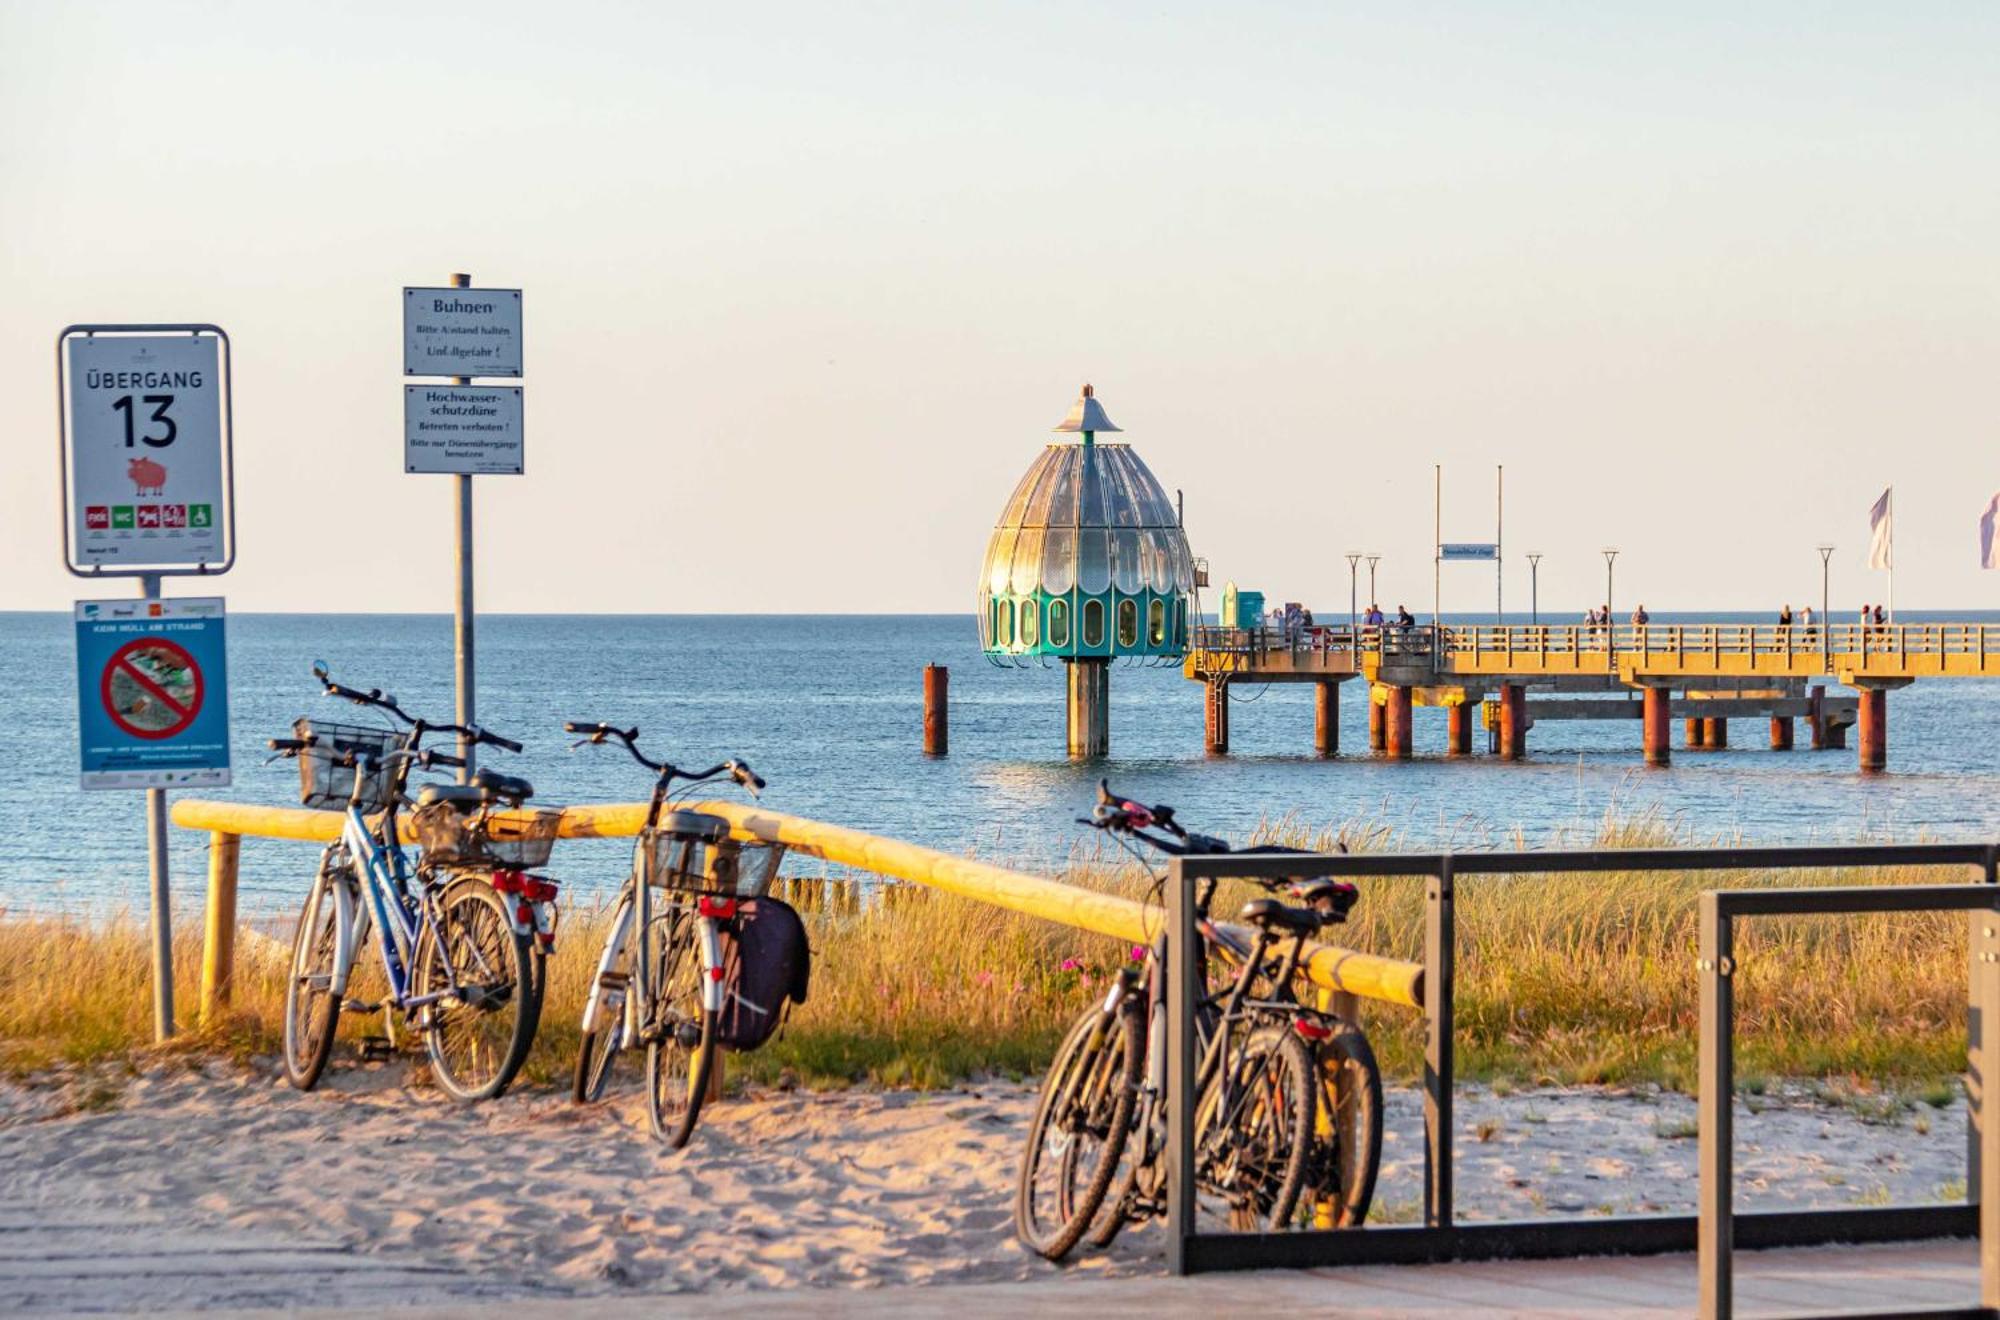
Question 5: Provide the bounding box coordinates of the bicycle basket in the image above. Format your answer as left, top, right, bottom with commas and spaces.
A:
641, 815, 770, 898
412, 800, 563, 869
294, 719, 405, 812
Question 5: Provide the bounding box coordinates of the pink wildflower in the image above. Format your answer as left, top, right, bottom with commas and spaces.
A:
1060, 957, 1081, 972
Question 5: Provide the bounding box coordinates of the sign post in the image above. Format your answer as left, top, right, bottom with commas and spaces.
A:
403, 277, 524, 779
58, 324, 236, 1042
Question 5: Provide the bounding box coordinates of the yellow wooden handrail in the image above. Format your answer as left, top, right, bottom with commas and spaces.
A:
171, 797, 1424, 1017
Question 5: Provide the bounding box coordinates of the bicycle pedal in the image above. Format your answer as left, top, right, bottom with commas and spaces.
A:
342, 998, 380, 1013
358, 1035, 396, 1061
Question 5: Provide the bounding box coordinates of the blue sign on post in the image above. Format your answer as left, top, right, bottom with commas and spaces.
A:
75, 597, 231, 790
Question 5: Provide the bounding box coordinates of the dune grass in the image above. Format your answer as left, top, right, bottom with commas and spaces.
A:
0, 814, 1976, 1094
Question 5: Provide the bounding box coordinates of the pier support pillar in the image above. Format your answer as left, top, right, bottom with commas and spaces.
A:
1809, 685, 1828, 749
1498, 683, 1528, 761
1686, 717, 1707, 750
1368, 693, 1386, 752
1204, 678, 1229, 755
1313, 681, 1339, 757
923, 664, 948, 756
1703, 717, 1728, 749
1446, 702, 1472, 757
1643, 687, 1671, 768
1858, 687, 1887, 773
1769, 716, 1794, 752
1066, 658, 1109, 758
1384, 686, 1414, 759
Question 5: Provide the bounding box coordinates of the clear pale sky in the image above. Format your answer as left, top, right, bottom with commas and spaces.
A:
3, 3, 1995, 615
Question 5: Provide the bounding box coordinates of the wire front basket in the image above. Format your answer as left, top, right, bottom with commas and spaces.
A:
641, 828, 787, 899
412, 801, 563, 870
294, 719, 406, 812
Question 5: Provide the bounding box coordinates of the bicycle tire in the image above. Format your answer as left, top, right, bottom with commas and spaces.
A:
1014, 999, 1142, 1261
1309, 1021, 1383, 1229
282, 862, 345, 1091
1199, 1022, 1315, 1232
644, 907, 712, 1148
414, 876, 535, 1102
572, 892, 634, 1105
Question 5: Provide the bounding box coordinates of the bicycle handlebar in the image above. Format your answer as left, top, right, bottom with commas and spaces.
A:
565, 720, 764, 798
309, 663, 523, 753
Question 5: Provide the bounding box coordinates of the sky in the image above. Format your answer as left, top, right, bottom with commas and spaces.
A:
2, 2, 1996, 615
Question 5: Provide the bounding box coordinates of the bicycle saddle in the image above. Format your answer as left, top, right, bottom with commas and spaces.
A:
473, 767, 534, 804
657, 810, 729, 844
416, 782, 486, 811
1238, 897, 1323, 934
1290, 878, 1360, 920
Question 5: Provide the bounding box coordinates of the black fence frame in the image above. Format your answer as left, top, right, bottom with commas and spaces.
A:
1699, 883, 2000, 1320
1164, 843, 2000, 1280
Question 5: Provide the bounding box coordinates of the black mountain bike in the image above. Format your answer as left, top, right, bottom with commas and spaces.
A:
1015, 782, 1383, 1260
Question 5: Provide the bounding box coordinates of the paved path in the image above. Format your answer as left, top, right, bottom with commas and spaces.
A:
14, 1230, 1976, 1316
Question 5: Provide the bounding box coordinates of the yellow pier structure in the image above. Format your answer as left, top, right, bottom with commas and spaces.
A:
1187, 621, 2000, 770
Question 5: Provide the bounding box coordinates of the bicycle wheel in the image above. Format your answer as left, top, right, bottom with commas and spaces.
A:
1196, 1021, 1316, 1232
414, 875, 534, 1102
643, 906, 713, 1148
572, 892, 634, 1104
283, 859, 347, 1091
1015, 999, 1142, 1261
1308, 1022, 1383, 1229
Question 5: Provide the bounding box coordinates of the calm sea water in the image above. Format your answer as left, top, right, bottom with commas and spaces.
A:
6, 611, 2000, 919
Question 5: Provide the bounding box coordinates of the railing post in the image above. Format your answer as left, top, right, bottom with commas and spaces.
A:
1166, 856, 1198, 1275
198, 831, 241, 1030
1424, 856, 1455, 1231
1983, 892, 2000, 1308
1976, 846, 2000, 1213
1698, 891, 1734, 1320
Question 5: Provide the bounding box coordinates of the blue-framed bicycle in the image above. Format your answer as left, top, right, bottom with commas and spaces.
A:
268, 662, 554, 1102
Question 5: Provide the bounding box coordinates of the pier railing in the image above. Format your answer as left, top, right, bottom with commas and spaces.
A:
168, 797, 1424, 1028
1191, 622, 2000, 679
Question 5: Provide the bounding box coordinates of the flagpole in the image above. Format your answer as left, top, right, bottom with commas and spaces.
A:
1888, 486, 1895, 623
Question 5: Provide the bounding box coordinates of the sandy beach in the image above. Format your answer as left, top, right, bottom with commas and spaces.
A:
0, 1054, 1972, 1313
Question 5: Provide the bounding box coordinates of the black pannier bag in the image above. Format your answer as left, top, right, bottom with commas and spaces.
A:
713, 897, 811, 1050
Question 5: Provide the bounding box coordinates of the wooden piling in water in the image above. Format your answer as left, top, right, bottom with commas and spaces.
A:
1643, 687, 1671, 767
1858, 687, 1887, 772
1498, 683, 1528, 760
1686, 717, 1707, 749
1384, 686, 1413, 759
1703, 717, 1728, 749
1445, 702, 1472, 757
1770, 715, 1794, 751
1314, 680, 1339, 757
922, 664, 948, 756
1368, 693, 1386, 752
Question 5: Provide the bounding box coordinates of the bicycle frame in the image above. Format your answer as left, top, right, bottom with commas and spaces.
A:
319, 803, 464, 1013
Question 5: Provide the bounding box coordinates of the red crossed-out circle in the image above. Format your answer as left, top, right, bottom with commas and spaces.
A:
100, 637, 204, 740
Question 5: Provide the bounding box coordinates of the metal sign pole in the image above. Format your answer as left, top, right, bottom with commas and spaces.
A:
450, 271, 476, 782
138, 570, 174, 1041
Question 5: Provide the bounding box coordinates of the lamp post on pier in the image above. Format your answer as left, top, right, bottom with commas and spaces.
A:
1366, 554, 1381, 611
1345, 551, 1362, 639
1526, 552, 1543, 626
1602, 547, 1620, 663
1817, 543, 1835, 666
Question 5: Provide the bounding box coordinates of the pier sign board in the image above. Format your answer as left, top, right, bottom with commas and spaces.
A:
1439, 543, 1500, 561
75, 597, 231, 790
403, 287, 522, 377
59, 329, 234, 575
404, 385, 525, 474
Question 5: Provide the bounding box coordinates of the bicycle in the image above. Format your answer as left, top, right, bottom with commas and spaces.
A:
269, 662, 557, 1102
564, 721, 772, 1149
1015, 782, 1383, 1260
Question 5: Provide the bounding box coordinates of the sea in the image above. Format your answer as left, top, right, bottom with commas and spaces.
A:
6, 610, 2000, 919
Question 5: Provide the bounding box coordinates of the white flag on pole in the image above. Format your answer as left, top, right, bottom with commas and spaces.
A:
1868, 487, 1893, 570
1981, 492, 2000, 570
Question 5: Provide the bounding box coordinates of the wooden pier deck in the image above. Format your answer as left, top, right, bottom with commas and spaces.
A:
1185, 621, 1999, 768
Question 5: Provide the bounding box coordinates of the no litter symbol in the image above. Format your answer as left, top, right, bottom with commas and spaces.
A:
100, 637, 204, 740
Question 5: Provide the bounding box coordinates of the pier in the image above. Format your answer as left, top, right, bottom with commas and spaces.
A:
1187, 620, 2000, 771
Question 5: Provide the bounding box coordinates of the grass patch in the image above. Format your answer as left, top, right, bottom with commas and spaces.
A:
0, 811, 1976, 1094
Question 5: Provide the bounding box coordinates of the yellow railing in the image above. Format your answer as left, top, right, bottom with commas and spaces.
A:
170, 798, 1424, 1028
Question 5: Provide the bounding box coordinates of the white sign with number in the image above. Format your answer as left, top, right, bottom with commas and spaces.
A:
63, 333, 229, 573
403, 287, 523, 378
404, 385, 525, 475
